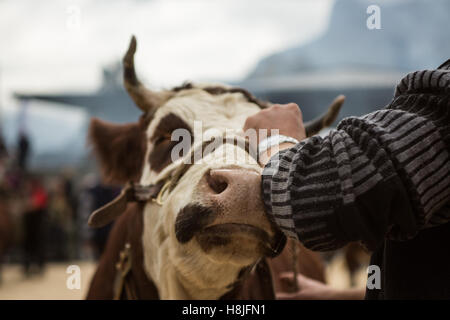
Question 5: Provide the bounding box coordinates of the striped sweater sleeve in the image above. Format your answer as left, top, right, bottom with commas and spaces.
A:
262, 62, 450, 251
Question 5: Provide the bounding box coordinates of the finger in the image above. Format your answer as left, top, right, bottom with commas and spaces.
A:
278, 274, 299, 292
278, 272, 295, 280
271, 104, 283, 108
285, 102, 299, 109
270, 103, 296, 111
276, 291, 297, 300
286, 103, 303, 121
276, 291, 305, 300
243, 117, 255, 131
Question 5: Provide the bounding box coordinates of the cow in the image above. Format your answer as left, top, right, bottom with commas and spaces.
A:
86, 36, 345, 300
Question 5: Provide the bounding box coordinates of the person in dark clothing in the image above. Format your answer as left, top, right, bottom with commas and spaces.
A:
88, 183, 119, 259
0, 133, 7, 160
23, 177, 48, 276
244, 60, 450, 299
17, 133, 30, 171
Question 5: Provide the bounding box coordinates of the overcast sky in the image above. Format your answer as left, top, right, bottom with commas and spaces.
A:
0, 0, 333, 152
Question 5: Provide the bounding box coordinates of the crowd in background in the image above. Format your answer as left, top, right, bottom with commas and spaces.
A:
0, 131, 119, 281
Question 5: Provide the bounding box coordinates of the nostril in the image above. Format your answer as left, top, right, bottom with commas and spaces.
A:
206, 170, 228, 194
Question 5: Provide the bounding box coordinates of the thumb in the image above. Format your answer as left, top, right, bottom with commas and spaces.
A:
278, 272, 297, 292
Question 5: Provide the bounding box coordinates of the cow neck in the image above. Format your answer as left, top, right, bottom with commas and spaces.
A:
115, 240, 275, 300
116, 203, 271, 300
171, 256, 262, 300
109, 203, 159, 300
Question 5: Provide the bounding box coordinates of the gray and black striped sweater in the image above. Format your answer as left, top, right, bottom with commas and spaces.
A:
262, 61, 450, 299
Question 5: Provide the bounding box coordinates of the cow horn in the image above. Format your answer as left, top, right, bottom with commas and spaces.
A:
304, 95, 345, 137
123, 35, 170, 112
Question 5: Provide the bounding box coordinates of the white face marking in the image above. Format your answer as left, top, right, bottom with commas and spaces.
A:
138, 85, 269, 299
141, 87, 261, 185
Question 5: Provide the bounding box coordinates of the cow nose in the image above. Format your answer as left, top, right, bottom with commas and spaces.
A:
200, 168, 273, 233
205, 169, 229, 194
204, 168, 261, 198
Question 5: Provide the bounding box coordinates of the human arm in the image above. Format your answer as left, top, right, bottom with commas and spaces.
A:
245, 65, 450, 251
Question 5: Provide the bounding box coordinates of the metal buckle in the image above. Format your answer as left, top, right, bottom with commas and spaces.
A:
113, 242, 132, 300
153, 180, 171, 206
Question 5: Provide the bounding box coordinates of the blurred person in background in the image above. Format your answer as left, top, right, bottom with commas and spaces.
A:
47, 176, 73, 261
17, 132, 30, 172
22, 175, 48, 276
46, 171, 79, 261
0, 185, 12, 285
0, 132, 7, 161
0, 132, 12, 284
61, 169, 80, 260
0, 131, 9, 186
78, 174, 119, 260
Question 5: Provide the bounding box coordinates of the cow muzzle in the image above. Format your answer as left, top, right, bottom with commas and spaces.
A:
175, 168, 286, 264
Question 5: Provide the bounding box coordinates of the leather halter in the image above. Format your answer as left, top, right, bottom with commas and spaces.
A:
87, 180, 170, 228
88, 135, 257, 229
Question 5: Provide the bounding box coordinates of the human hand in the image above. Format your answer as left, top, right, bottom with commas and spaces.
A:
243, 103, 306, 143
276, 272, 365, 300
276, 272, 332, 300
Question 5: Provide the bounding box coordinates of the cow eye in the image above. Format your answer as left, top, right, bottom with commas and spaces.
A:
149, 113, 193, 173
153, 135, 170, 146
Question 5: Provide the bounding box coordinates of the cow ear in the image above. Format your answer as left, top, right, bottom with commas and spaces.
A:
88, 118, 147, 185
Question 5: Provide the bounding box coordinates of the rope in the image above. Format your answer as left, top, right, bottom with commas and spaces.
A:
290, 241, 299, 291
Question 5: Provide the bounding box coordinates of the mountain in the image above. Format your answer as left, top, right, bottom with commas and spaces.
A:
247, 0, 450, 79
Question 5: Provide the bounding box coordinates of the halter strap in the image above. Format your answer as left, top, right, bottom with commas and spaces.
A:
88, 180, 166, 228
88, 135, 258, 228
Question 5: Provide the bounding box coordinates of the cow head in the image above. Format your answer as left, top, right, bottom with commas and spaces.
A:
88, 36, 344, 299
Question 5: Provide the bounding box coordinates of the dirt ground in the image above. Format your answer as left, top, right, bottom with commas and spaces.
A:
0, 261, 96, 300
0, 254, 366, 300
